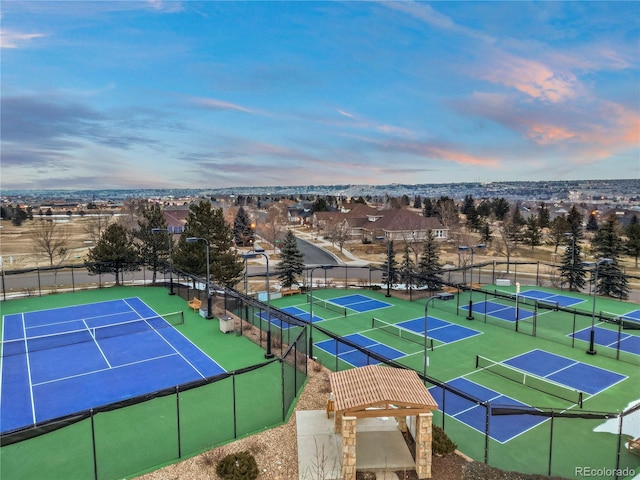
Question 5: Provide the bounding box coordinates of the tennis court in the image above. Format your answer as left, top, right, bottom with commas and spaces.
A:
0, 297, 226, 434
315, 333, 406, 367
255, 306, 323, 328
463, 299, 535, 322
432, 349, 627, 443
327, 293, 393, 313
517, 289, 585, 307
571, 326, 640, 356
394, 316, 482, 344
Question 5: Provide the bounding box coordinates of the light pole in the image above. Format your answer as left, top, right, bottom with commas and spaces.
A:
186, 237, 212, 319
582, 258, 613, 355
385, 238, 392, 297
424, 292, 454, 380
308, 265, 333, 359
459, 244, 486, 320
242, 251, 273, 358
151, 228, 174, 295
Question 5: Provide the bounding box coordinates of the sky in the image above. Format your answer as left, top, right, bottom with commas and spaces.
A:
1, 1, 639, 190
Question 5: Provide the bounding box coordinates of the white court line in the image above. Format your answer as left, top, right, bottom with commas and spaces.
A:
32, 353, 180, 387
84, 318, 112, 368
22, 313, 37, 425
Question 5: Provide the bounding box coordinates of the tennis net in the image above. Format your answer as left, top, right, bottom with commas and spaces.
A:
307, 294, 346, 317
475, 354, 583, 407
371, 317, 431, 349
1, 311, 185, 357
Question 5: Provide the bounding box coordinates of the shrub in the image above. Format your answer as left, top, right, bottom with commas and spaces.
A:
432, 425, 457, 456
216, 451, 259, 480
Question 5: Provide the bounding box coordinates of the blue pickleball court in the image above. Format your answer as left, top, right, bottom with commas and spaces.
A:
0, 297, 225, 434
328, 294, 393, 313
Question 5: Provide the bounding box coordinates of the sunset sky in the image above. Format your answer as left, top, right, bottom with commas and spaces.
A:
2, 1, 638, 190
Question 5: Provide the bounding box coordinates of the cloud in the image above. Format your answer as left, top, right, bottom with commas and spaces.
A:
187, 96, 255, 114
384, 1, 495, 43
476, 52, 580, 103
0, 30, 45, 49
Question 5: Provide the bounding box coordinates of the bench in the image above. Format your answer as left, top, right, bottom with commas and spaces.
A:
628, 437, 640, 457
188, 297, 202, 312
281, 287, 301, 296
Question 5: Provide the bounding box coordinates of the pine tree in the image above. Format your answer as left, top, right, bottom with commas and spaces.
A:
174, 200, 243, 288
233, 206, 254, 246
586, 213, 599, 231
399, 245, 415, 291
382, 240, 399, 291
524, 215, 542, 250
416, 230, 443, 290
276, 230, 305, 288
591, 215, 629, 299
559, 232, 585, 292
537, 203, 550, 229
135, 202, 169, 284
626, 214, 640, 267
85, 223, 139, 285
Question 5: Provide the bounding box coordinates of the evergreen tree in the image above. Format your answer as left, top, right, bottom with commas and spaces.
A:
537, 203, 550, 229
413, 195, 422, 209
135, 203, 169, 284
422, 198, 436, 217
311, 197, 329, 212
461, 195, 475, 215
233, 206, 254, 246
524, 215, 543, 250
276, 229, 304, 288
586, 212, 599, 231
85, 223, 139, 285
382, 240, 399, 292
398, 245, 415, 291
174, 200, 243, 288
625, 214, 640, 267
567, 205, 583, 233
591, 215, 629, 299
477, 199, 492, 219
416, 230, 443, 290
491, 197, 510, 221
465, 203, 481, 231
559, 232, 585, 292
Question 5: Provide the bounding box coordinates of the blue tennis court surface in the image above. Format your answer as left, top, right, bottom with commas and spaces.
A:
0, 298, 225, 434
429, 377, 546, 443
315, 333, 405, 367
571, 326, 640, 356
518, 289, 584, 307
329, 294, 393, 313
396, 317, 481, 344
256, 306, 323, 327
502, 349, 627, 396
463, 300, 535, 322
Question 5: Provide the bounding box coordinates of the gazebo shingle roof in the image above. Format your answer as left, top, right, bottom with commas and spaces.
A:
330, 365, 438, 418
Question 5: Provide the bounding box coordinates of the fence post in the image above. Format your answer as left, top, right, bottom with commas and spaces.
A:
548, 410, 554, 476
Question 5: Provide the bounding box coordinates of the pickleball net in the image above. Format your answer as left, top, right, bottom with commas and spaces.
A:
306, 294, 347, 316
371, 317, 433, 349
1, 310, 185, 357
475, 354, 583, 407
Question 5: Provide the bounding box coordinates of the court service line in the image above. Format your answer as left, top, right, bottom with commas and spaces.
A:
32, 352, 181, 387
123, 299, 209, 379
83, 318, 112, 368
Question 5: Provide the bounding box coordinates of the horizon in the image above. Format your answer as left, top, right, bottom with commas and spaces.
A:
1, 1, 639, 190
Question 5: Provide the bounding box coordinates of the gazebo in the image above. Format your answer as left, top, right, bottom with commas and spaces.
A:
329, 365, 439, 479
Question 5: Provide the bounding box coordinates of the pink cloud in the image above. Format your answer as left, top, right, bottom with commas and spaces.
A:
478, 53, 579, 103
188, 96, 254, 114
1, 30, 45, 49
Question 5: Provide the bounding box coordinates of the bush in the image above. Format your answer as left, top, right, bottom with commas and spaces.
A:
433, 425, 457, 456
215, 451, 259, 480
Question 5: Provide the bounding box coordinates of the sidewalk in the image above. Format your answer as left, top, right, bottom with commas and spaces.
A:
294, 230, 370, 267
296, 410, 415, 480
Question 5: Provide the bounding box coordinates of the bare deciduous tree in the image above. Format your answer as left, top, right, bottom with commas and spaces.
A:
30, 219, 71, 267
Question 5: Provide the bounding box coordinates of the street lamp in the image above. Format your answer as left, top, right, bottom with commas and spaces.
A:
151, 228, 174, 295
582, 258, 613, 355
459, 244, 486, 320
424, 292, 454, 380
308, 265, 333, 359
186, 237, 212, 319
242, 251, 273, 359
